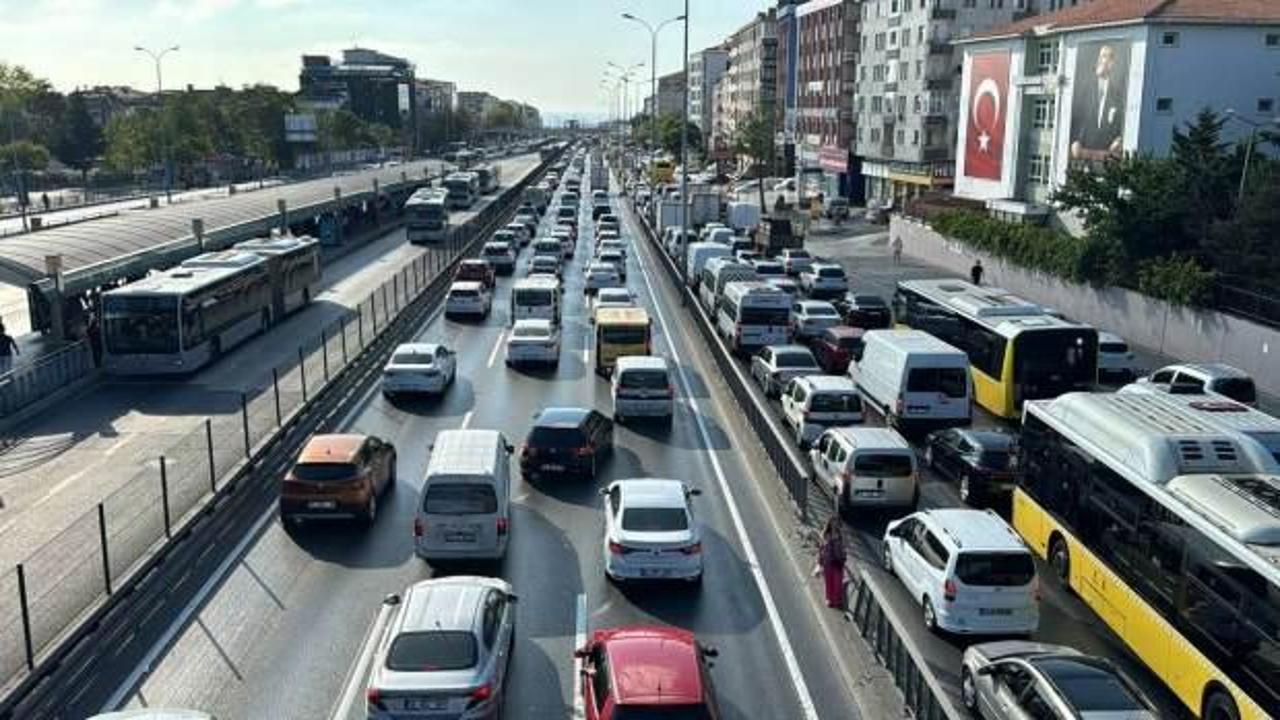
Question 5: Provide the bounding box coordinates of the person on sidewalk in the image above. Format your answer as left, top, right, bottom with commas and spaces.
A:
41, 192, 50, 212
891, 236, 903, 265
0, 324, 19, 375
818, 516, 847, 609
970, 259, 985, 286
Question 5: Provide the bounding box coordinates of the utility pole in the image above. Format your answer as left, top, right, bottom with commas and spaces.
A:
678, 0, 690, 288
135, 44, 180, 203
622, 13, 685, 166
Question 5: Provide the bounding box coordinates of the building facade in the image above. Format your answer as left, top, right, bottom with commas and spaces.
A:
298, 47, 416, 131
954, 0, 1280, 222
776, 0, 806, 177
795, 0, 860, 201
457, 91, 499, 119
689, 47, 730, 144
716, 9, 779, 168
651, 70, 687, 117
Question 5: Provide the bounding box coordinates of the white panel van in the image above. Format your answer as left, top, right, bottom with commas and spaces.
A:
415, 430, 514, 563
850, 329, 971, 433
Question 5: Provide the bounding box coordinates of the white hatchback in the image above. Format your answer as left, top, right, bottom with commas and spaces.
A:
584, 262, 622, 294
602, 479, 703, 585
445, 281, 491, 319
505, 319, 560, 367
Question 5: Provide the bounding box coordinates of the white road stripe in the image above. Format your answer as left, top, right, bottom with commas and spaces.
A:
632, 220, 821, 720
487, 328, 507, 368
571, 592, 587, 720
460, 410, 474, 429
329, 598, 396, 720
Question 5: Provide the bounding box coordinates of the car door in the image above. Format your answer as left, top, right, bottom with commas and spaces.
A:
582, 645, 613, 720
811, 433, 833, 481
950, 436, 977, 480
895, 520, 928, 598
982, 663, 1035, 719
827, 441, 850, 495
1016, 682, 1064, 720
783, 381, 805, 429
753, 348, 772, 383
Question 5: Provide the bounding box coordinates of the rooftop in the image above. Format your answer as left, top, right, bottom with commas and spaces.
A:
964, 0, 1280, 42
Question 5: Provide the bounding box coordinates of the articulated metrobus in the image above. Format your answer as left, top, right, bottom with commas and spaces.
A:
231, 234, 321, 319
1016, 391, 1280, 720
443, 172, 479, 210
892, 279, 1097, 419
404, 188, 450, 244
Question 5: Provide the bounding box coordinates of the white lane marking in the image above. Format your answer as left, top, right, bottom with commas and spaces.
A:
329, 598, 396, 720
487, 328, 507, 368
33, 466, 89, 508
571, 592, 587, 720
632, 220, 820, 720
101, 505, 277, 713
460, 410, 474, 430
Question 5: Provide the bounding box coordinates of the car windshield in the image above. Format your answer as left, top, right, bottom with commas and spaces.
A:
755, 264, 784, 276
449, 287, 478, 298
775, 351, 817, 368
423, 484, 498, 514
392, 352, 435, 365
292, 462, 357, 482
621, 507, 688, 532
854, 295, 885, 306
1214, 377, 1257, 404
955, 552, 1035, 586
787, 250, 811, 259
386, 631, 477, 672
614, 707, 712, 720
619, 369, 669, 389
1035, 659, 1147, 711
817, 267, 845, 278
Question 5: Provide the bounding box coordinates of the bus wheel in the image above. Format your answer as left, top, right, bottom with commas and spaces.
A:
1203, 690, 1240, 720
1049, 535, 1071, 587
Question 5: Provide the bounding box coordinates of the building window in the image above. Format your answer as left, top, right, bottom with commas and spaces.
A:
1032, 97, 1056, 129
902, 30, 910, 47
913, 95, 922, 113
871, 96, 883, 112
1267, 32, 1280, 48
962, 0, 976, 7
1028, 154, 1050, 184
858, 96, 866, 112
913, 130, 920, 145
1036, 41, 1058, 73
1156, 97, 1174, 113
918, 26, 925, 44
915, 60, 923, 78
897, 128, 905, 144
870, 127, 882, 142
1160, 31, 1180, 47
1259, 98, 1275, 113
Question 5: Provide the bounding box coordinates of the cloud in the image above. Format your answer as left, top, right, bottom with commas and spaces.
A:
154, 0, 239, 22
255, 0, 306, 7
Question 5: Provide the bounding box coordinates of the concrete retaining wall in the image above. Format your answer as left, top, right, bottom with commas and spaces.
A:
891, 216, 1280, 397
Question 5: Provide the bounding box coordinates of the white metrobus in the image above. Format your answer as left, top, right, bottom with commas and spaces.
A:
715, 280, 792, 355
404, 188, 450, 244
230, 234, 321, 319
1015, 391, 1280, 720
509, 276, 561, 325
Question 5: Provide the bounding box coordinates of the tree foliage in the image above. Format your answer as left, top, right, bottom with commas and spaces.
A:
732, 110, 775, 210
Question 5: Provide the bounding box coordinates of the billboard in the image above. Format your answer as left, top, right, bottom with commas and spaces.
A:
963, 51, 1011, 181
1069, 39, 1130, 162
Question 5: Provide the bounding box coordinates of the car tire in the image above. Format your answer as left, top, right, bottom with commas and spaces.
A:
961, 667, 979, 713
1049, 535, 1071, 588
922, 596, 938, 633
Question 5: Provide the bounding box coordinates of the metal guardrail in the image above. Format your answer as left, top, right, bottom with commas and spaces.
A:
1213, 280, 1280, 330
0, 152, 559, 715
0, 342, 95, 417
850, 571, 963, 720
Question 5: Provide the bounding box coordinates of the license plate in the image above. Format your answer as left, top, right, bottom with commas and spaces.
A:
445, 532, 476, 543
404, 697, 448, 711
543, 464, 565, 472
307, 500, 336, 510
640, 568, 670, 578
854, 489, 884, 497
979, 608, 1013, 616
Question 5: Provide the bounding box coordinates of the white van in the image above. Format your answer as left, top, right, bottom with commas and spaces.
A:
716, 281, 792, 355
698, 257, 759, 312
810, 427, 918, 515
612, 356, 675, 423
685, 242, 733, 288
851, 329, 971, 433
532, 237, 566, 261
415, 429, 514, 562
781, 375, 863, 449
510, 276, 562, 325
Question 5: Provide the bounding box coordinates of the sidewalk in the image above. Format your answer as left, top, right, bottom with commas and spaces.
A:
804, 223, 1280, 417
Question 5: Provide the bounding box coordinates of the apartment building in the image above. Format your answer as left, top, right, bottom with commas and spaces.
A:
795, 0, 861, 200
689, 47, 730, 144
714, 9, 779, 165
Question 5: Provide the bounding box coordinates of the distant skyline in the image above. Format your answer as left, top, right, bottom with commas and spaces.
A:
3, 0, 774, 115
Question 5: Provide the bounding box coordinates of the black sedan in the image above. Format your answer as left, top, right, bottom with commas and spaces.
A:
520, 407, 614, 480
923, 428, 1017, 506
834, 293, 892, 330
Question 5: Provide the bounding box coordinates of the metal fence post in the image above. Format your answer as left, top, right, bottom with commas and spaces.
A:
205, 418, 216, 493
16, 563, 33, 670
392, 273, 400, 313
160, 455, 171, 539
98, 503, 112, 595
241, 392, 251, 458
340, 316, 349, 364
298, 347, 308, 403
358, 303, 365, 347
272, 367, 282, 426
321, 328, 330, 382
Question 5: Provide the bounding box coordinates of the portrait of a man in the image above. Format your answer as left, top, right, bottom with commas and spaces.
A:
1070, 40, 1129, 160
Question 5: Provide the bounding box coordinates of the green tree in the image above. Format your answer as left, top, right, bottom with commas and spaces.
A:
655, 112, 702, 158
1205, 163, 1280, 285
57, 92, 104, 180
0, 140, 50, 171
732, 110, 775, 211
1169, 108, 1236, 246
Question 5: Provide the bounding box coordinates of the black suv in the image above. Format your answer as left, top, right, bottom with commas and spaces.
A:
520, 407, 614, 480
834, 293, 892, 330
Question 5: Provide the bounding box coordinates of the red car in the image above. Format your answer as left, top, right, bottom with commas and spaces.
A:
455, 258, 496, 290
577, 626, 720, 719
811, 325, 865, 375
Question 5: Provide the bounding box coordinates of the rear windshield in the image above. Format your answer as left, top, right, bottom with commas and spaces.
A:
787, 250, 811, 259
393, 352, 436, 365
978, 450, 1013, 470
1036, 659, 1147, 711
292, 462, 357, 482
386, 631, 477, 672
529, 427, 587, 447
614, 707, 712, 720
621, 507, 689, 532
423, 484, 498, 515
739, 307, 790, 325
810, 392, 861, 413
1214, 378, 1257, 405
854, 295, 885, 306
449, 288, 478, 298
817, 267, 846, 279
1099, 341, 1129, 353
515, 289, 554, 306
602, 326, 648, 344
482, 245, 509, 256
620, 369, 669, 389
754, 264, 784, 276
775, 352, 816, 368
557, 207, 576, 218
836, 336, 864, 351
955, 552, 1036, 587
535, 241, 561, 252
805, 305, 839, 317
852, 454, 913, 477
907, 368, 967, 398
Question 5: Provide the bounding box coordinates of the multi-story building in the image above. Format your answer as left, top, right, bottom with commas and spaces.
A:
795, 0, 861, 200
710, 75, 734, 162
415, 78, 455, 116
689, 47, 730, 144
717, 9, 779, 168
655, 70, 687, 117
457, 91, 499, 119
776, 0, 807, 177
298, 47, 416, 131
854, 1, 1075, 208
74, 86, 153, 128
954, 0, 1280, 223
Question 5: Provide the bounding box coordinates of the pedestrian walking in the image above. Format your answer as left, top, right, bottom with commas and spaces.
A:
891, 236, 904, 265
41, 192, 50, 212
0, 324, 19, 375
970, 259, 985, 286
818, 516, 847, 609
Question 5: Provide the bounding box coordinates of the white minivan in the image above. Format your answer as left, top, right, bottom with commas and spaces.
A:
716, 281, 792, 355
810, 427, 918, 516
510, 276, 562, 325
684, 242, 733, 288
415, 429, 514, 563
612, 356, 675, 423
850, 329, 971, 434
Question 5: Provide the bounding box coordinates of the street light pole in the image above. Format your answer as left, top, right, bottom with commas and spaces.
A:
622, 13, 685, 163
678, 0, 690, 289
135, 44, 180, 203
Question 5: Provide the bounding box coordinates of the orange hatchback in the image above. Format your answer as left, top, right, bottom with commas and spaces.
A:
280, 434, 396, 526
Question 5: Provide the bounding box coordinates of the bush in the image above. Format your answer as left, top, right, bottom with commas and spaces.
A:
930, 210, 1123, 286
1136, 255, 1215, 307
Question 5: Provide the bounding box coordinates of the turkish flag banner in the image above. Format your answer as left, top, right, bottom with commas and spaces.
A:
964, 51, 1011, 181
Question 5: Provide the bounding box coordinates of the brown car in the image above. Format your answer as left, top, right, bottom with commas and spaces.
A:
455, 259, 496, 290
280, 434, 396, 526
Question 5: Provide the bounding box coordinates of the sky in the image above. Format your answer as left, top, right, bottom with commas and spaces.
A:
2, 0, 774, 120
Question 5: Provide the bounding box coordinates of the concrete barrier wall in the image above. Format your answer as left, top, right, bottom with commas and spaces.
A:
891, 216, 1280, 398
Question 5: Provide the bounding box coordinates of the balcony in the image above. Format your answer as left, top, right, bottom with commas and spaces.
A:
929, 42, 952, 56
888, 15, 902, 28
921, 147, 951, 162
923, 112, 948, 126
886, 49, 900, 61
925, 76, 952, 90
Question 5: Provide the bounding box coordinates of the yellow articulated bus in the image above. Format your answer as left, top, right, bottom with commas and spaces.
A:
1016, 391, 1280, 720
593, 307, 651, 377
891, 279, 1098, 419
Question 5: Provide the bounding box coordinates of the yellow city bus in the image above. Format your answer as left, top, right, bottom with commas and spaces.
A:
891, 279, 1097, 419
649, 159, 674, 185
594, 307, 651, 376
1016, 391, 1280, 720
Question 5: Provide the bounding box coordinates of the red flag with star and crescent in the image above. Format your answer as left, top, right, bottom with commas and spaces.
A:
964, 51, 1010, 181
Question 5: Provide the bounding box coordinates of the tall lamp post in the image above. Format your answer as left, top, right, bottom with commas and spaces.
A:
607, 61, 645, 145
135, 44, 180, 202
621, 12, 685, 160
1224, 108, 1280, 207
678, 0, 690, 287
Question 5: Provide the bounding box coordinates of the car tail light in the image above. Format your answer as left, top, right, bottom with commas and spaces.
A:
496, 518, 509, 535
944, 578, 958, 603
681, 542, 702, 555
575, 445, 594, 457
895, 395, 905, 416
413, 517, 425, 537
467, 683, 493, 708
609, 540, 634, 555
522, 445, 535, 459
366, 687, 385, 711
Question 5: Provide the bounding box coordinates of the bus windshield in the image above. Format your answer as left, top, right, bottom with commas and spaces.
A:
1014, 330, 1097, 400
104, 296, 180, 355
602, 326, 648, 344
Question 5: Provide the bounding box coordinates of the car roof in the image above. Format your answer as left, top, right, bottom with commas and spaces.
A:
397, 576, 509, 634
598, 626, 704, 705
921, 509, 1025, 552
616, 355, 669, 372
1166, 362, 1250, 379
617, 478, 687, 508
298, 434, 365, 464
823, 325, 865, 339
829, 426, 911, 450
955, 429, 1016, 449
449, 281, 483, 291
797, 300, 837, 311
799, 375, 856, 392
770, 344, 815, 357
534, 406, 591, 427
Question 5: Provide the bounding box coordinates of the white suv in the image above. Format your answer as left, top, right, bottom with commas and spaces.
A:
882, 509, 1039, 636
798, 262, 848, 299
1136, 362, 1258, 406
1096, 331, 1142, 384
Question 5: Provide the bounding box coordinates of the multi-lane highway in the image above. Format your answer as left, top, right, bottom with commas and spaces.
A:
104, 165, 907, 720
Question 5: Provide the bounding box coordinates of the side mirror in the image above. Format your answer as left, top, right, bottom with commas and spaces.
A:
599, 487, 610, 496
687, 488, 703, 497
383, 593, 402, 606
506, 593, 519, 603
700, 645, 719, 658
505, 442, 516, 454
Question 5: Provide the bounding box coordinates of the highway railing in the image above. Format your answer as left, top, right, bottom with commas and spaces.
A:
0, 341, 95, 417
0, 150, 560, 715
